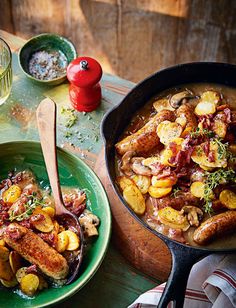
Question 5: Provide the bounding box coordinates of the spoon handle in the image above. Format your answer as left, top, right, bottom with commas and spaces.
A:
36, 98, 65, 215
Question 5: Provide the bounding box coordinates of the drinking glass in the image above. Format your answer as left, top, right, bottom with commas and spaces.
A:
0, 38, 12, 105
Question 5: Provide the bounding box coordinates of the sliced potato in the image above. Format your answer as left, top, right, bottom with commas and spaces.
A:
0, 239, 5, 246
56, 231, 69, 253
31, 208, 54, 233
123, 184, 146, 215
175, 116, 187, 128
63, 230, 80, 251
132, 175, 151, 194
190, 181, 214, 199
2, 185, 21, 204
194, 101, 216, 116
171, 137, 184, 147
201, 90, 220, 105
151, 176, 177, 188
20, 273, 39, 296
117, 176, 134, 191
157, 121, 183, 145
16, 267, 28, 283
42, 206, 55, 218
213, 118, 227, 138
1, 277, 18, 288
160, 149, 175, 166
53, 220, 60, 234
158, 206, 190, 231
153, 98, 174, 112
9, 251, 22, 274
148, 186, 172, 198
191, 141, 227, 168
0, 246, 9, 261
219, 189, 236, 209
0, 259, 14, 281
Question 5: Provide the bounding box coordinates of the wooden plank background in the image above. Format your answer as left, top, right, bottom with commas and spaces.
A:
1, 0, 236, 82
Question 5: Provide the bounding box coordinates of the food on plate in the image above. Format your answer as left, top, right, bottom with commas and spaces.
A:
115, 84, 236, 246
0, 170, 99, 297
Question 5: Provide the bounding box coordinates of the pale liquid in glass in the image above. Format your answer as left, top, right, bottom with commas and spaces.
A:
0, 65, 11, 105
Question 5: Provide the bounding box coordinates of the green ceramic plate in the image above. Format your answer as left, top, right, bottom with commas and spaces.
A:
0, 141, 111, 308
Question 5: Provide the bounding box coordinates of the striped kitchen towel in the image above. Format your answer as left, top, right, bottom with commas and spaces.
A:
128, 254, 236, 308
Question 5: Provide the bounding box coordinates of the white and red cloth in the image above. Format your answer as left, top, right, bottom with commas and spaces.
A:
128, 254, 236, 308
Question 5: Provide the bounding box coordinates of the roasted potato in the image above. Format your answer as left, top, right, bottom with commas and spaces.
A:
219, 190, 236, 209
16, 267, 28, 283
213, 118, 227, 139
42, 206, 55, 218
131, 175, 151, 194
31, 207, 54, 233
20, 273, 39, 296
151, 176, 177, 188
175, 116, 187, 128
117, 176, 135, 191
156, 121, 183, 145
0, 239, 5, 246
191, 141, 227, 168
190, 181, 214, 199
158, 207, 190, 231
148, 186, 172, 198
194, 101, 216, 116
56, 231, 69, 253
2, 185, 22, 204
201, 90, 221, 105
153, 98, 174, 113
63, 230, 80, 251
123, 184, 146, 215
142, 156, 160, 167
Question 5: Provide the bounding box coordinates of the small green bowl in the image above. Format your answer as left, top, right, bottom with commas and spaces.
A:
18, 33, 77, 86
0, 141, 111, 307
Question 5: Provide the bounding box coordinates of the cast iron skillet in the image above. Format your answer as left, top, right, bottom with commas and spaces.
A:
101, 62, 236, 308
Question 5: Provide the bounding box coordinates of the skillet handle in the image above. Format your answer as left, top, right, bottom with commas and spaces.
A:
158, 241, 209, 308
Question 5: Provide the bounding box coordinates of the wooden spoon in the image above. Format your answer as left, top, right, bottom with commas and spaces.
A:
36, 97, 84, 284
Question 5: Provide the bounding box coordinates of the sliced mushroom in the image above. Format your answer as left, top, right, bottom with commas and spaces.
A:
79, 210, 100, 237
120, 151, 136, 176
131, 157, 152, 176
180, 206, 203, 227
169, 90, 194, 109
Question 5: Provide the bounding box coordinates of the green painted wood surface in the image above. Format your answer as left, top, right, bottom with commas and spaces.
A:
0, 33, 159, 307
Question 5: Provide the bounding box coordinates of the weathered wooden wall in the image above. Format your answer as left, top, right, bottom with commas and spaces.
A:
1, 0, 236, 82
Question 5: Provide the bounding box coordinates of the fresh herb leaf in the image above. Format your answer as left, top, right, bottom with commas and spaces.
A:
190, 128, 215, 139
9, 194, 46, 222
212, 138, 229, 159
61, 107, 78, 128
171, 187, 181, 198
203, 168, 236, 214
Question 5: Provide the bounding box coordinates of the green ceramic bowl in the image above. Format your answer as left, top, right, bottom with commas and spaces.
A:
18, 33, 77, 85
0, 141, 111, 308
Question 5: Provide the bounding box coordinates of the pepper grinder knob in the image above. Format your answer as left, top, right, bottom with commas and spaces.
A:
67, 57, 103, 112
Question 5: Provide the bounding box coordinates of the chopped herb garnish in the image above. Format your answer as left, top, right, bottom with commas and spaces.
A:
61, 107, 78, 128
212, 138, 229, 159
64, 131, 72, 138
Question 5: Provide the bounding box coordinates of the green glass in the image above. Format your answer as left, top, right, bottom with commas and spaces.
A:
0, 141, 111, 308
0, 38, 12, 105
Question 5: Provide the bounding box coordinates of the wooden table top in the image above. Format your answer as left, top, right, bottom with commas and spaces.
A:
0, 30, 159, 308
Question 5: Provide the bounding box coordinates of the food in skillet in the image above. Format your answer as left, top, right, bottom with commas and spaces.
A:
115, 86, 236, 246
0, 170, 99, 296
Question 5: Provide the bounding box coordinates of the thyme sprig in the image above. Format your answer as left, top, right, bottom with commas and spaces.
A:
171, 187, 181, 198
203, 168, 236, 214
9, 193, 46, 222
212, 138, 230, 160
190, 127, 215, 139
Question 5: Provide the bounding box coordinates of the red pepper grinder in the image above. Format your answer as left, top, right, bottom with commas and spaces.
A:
67, 57, 102, 112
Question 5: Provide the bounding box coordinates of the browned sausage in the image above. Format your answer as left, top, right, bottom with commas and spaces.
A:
176, 104, 197, 129
115, 109, 175, 155
3, 223, 69, 280
193, 211, 236, 245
